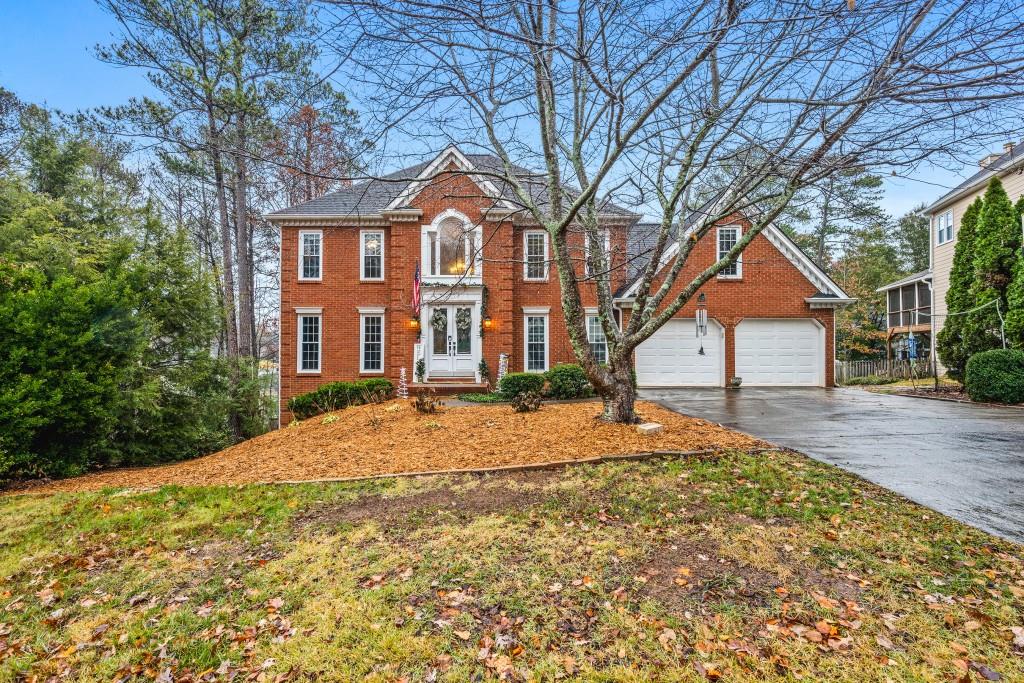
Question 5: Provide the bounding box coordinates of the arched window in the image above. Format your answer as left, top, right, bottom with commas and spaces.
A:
425, 212, 479, 277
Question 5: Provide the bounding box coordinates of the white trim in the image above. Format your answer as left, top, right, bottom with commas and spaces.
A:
523, 312, 550, 373
523, 230, 549, 281
357, 306, 386, 314
359, 312, 385, 374
297, 230, 323, 281
586, 314, 609, 364
296, 312, 322, 374
294, 306, 323, 314
521, 306, 551, 314
615, 221, 851, 301
716, 224, 742, 279
387, 145, 514, 211
360, 229, 385, 281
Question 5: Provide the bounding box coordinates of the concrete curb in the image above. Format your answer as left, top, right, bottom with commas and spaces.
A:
877, 390, 1024, 409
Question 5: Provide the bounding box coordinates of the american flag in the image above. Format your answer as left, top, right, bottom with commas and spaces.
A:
412, 260, 421, 315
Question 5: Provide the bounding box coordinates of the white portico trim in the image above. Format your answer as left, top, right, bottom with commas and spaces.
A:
414, 284, 485, 383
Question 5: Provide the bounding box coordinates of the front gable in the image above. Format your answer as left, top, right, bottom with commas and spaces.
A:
387, 146, 514, 212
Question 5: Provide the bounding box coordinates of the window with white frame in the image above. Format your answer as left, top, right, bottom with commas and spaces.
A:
297, 312, 321, 372
587, 315, 608, 364
524, 313, 548, 372
934, 210, 953, 245
584, 229, 611, 277
717, 225, 741, 277
425, 214, 481, 277
299, 230, 322, 280
360, 312, 384, 373
524, 231, 548, 280
361, 230, 384, 280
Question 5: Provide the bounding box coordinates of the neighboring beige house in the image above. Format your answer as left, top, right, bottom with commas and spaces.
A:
926, 141, 1024, 369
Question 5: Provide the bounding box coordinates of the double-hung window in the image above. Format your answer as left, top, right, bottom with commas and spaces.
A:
584, 229, 611, 277
296, 309, 321, 373
299, 230, 322, 281
717, 225, 741, 278
587, 315, 608, 365
524, 231, 548, 280
359, 309, 384, 373
934, 210, 954, 245
361, 230, 384, 280
523, 309, 549, 372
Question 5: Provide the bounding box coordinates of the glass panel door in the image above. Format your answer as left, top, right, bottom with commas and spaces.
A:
455, 306, 472, 355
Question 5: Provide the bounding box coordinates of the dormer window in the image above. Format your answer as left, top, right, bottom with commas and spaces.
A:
422, 210, 482, 279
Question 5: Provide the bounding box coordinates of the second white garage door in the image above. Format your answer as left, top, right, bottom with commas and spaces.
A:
735, 319, 824, 386
635, 319, 724, 387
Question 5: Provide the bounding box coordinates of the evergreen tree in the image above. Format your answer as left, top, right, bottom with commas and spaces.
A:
937, 197, 982, 379
893, 205, 930, 273
967, 178, 1020, 352
1005, 197, 1024, 345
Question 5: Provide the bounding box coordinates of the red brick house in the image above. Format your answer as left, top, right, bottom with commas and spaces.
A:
268, 146, 852, 419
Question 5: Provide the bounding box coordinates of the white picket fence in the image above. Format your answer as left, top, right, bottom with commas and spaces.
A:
834, 359, 933, 384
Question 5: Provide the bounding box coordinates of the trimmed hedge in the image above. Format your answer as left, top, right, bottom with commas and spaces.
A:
964, 349, 1024, 404
840, 375, 899, 386
545, 364, 593, 399
287, 378, 394, 419
498, 372, 545, 398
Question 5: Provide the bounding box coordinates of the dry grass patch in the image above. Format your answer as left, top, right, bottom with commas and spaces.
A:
16, 400, 759, 494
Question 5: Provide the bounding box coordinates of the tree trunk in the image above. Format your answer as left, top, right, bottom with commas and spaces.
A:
233, 126, 255, 358
210, 135, 239, 360
599, 363, 638, 424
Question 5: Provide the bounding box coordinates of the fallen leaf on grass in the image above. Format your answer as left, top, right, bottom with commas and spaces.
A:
969, 661, 1002, 681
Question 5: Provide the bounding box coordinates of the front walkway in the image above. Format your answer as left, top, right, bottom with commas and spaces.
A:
642, 387, 1024, 544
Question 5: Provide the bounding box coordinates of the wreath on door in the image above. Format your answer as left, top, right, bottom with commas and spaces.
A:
455, 308, 472, 331
430, 309, 448, 332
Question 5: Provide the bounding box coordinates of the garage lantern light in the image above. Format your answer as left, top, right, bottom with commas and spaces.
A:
696, 293, 708, 356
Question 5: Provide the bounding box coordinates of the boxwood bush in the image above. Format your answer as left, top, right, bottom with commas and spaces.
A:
498, 372, 545, 398
288, 378, 394, 419
544, 364, 593, 399
965, 349, 1024, 404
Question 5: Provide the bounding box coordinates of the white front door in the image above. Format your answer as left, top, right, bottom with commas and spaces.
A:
428, 304, 477, 377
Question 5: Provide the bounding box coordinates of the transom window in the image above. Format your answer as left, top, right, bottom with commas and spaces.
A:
297, 313, 321, 372
360, 313, 384, 373
934, 210, 954, 245
299, 231, 322, 280
361, 230, 384, 280
525, 314, 548, 372
587, 315, 608, 365
717, 226, 741, 278
524, 231, 548, 280
426, 215, 480, 277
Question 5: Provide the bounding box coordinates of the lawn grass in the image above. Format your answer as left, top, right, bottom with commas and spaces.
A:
1, 450, 1021, 681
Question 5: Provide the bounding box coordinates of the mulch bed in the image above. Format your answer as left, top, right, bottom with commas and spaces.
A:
12, 400, 762, 495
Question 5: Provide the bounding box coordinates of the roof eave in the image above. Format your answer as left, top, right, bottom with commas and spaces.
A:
924, 158, 1024, 213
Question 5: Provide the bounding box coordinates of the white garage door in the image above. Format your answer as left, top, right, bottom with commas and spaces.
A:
735, 319, 823, 386
636, 319, 724, 387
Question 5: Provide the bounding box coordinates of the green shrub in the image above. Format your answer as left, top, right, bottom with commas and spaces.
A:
544, 364, 593, 399
965, 349, 1024, 404
841, 375, 899, 386
287, 378, 395, 419
457, 392, 508, 403
498, 372, 545, 398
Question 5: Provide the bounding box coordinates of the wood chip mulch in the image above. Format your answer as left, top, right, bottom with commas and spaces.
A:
14, 400, 762, 495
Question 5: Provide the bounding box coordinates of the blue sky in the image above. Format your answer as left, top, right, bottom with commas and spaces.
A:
0, 0, 992, 219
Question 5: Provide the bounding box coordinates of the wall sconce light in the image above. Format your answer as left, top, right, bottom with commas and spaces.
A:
409, 317, 420, 330
483, 316, 493, 330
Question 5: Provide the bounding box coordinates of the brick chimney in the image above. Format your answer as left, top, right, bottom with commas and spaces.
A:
979, 152, 1001, 168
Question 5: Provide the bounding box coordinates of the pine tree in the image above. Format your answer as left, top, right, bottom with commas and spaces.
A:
936, 197, 982, 379
1005, 196, 1024, 345
967, 178, 1020, 352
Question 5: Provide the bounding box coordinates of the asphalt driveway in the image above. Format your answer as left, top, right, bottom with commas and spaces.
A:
642, 387, 1024, 544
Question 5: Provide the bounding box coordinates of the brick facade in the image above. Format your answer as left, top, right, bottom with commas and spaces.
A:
278, 167, 837, 421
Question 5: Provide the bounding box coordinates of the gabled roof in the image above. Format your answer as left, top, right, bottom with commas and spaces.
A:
266, 146, 637, 221
876, 270, 931, 293
615, 211, 851, 301
926, 142, 1024, 213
